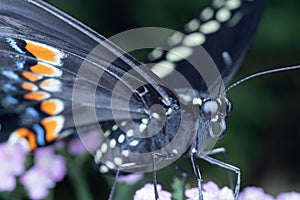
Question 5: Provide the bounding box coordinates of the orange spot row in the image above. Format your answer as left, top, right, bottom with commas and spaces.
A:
30, 62, 62, 77
14, 128, 37, 150
24, 91, 50, 101
41, 116, 64, 143
25, 40, 64, 65
22, 71, 42, 82
12, 116, 65, 150
40, 99, 64, 115
21, 82, 38, 91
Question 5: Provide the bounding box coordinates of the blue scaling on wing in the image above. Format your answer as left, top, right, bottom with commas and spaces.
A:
147, 0, 265, 95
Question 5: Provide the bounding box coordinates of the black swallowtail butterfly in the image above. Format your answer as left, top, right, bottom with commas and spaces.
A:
0, 0, 268, 199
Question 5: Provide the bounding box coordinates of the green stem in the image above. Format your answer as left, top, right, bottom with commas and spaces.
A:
67, 156, 93, 200
45, 189, 54, 200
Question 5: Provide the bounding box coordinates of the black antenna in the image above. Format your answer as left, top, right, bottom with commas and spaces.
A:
225, 65, 300, 93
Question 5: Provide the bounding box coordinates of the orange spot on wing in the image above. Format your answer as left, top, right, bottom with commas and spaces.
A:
41, 100, 57, 115
21, 82, 37, 91
25, 41, 58, 63
24, 91, 50, 101
41, 118, 59, 142
30, 63, 59, 76
22, 71, 42, 82
15, 128, 37, 150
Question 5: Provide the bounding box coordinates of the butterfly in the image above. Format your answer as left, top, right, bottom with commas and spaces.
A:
0, 0, 266, 199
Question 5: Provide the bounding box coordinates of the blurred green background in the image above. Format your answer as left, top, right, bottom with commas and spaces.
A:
44, 0, 300, 199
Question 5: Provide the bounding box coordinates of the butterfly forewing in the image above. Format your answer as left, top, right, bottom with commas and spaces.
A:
0, 0, 181, 151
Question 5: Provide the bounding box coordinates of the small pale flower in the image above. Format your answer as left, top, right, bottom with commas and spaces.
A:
68, 130, 101, 155
276, 192, 300, 200
185, 187, 199, 200
238, 187, 274, 200
0, 143, 27, 192
204, 187, 234, 200
34, 146, 67, 182
134, 183, 172, 200
0, 174, 17, 192
203, 181, 220, 192
20, 166, 55, 199
117, 173, 144, 185
20, 146, 67, 199
185, 182, 234, 200
68, 138, 85, 155
0, 142, 27, 174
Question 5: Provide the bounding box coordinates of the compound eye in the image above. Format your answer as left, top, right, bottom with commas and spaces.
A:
202, 99, 218, 119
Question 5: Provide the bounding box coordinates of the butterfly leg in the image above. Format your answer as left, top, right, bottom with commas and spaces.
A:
152, 154, 159, 200
152, 152, 178, 199
207, 147, 234, 189
191, 149, 204, 200
202, 155, 241, 200
108, 168, 120, 200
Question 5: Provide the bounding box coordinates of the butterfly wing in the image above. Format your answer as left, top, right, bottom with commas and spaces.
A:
147, 0, 265, 95
94, 0, 266, 173
0, 0, 265, 173
0, 0, 179, 150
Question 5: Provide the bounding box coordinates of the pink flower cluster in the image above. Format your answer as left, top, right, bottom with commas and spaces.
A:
238, 187, 300, 200
185, 181, 234, 200
0, 143, 27, 191
20, 147, 67, 199
134, 181, 300, 200
134, 183, 172, 200
0, 143, 67, 199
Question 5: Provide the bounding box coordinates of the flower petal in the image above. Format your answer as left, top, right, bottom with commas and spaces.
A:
134, 184, 171, 200
117, 173, 144, 185
0, 174, 16, 192
276, 192, 300, 200
238, 187, 274, 200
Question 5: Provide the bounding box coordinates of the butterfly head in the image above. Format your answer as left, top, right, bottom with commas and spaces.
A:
201, 97, 232, 139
